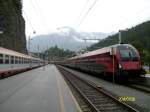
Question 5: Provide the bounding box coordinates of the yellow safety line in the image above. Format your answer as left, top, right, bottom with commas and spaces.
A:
55, 72, 66, 112
62, 76, 83, 112
56, 65, 82, 112
56, 67, 82, 112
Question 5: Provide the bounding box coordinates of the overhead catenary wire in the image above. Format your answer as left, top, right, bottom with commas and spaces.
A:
10, 0, 36, 35
30, 0, 49, 33
9, 0, 36, 36
77, 0, 99, 28
34, 0, 54, 33
75, 0, 90, 27
22, 10, 36, 35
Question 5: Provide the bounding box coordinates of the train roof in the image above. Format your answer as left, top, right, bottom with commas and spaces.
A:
68, 44, 133, 60
0, 47, 41, 60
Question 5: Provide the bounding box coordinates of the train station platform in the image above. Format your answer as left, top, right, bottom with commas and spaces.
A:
0, 65, 82, 112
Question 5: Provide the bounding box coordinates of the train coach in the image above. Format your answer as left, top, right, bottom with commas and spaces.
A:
0, 47, 46, 78
59, 44, 145, 78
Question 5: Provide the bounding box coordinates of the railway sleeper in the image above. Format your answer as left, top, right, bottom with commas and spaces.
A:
97, 105, 128, 111
90, 100, 112, 104
95, 103, 119, 107
92, 100, 114, 104
82, 91, 99, 93
82, 95, 103, 99
80, 105, 91, 112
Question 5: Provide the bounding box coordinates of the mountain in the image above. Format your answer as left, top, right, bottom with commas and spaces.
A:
28, 27, 111, 52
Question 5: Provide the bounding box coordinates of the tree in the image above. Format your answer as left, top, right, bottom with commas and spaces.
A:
131, 40, 149, 64
45, 46, 75, 61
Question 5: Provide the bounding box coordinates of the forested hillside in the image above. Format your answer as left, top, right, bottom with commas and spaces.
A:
88, 20, 150, 64
44, 46, 75, 60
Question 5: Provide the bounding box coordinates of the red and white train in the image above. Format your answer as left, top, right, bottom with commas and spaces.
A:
58, 44, 145, 78
0, 47, 47, 78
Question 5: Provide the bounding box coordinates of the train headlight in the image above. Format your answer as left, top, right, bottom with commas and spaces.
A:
119, 64, 122, 69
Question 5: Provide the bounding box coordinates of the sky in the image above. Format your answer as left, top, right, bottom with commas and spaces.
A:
23, 0, 150, 39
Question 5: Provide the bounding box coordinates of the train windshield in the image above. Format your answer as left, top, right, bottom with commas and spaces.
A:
118, 45, 139, 61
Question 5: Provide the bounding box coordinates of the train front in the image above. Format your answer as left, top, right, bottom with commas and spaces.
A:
116, 44, 145, 77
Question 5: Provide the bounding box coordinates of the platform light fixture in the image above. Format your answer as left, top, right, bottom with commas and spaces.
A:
0, 31, 3, 34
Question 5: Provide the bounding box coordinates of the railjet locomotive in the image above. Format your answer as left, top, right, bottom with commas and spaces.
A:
59, 44, 145, 78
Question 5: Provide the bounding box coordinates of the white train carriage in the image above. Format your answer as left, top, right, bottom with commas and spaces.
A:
0, 47, 45, 77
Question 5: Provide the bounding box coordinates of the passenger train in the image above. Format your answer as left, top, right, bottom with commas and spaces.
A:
0, 47, 46, 78
58, 44, 145, 78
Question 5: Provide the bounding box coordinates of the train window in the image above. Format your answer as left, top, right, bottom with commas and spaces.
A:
17, 57, 20, 64
29, 59, 31, 63
24, 58, 26, 63
14, 57, 16, 64
0, 54, 3, 58
118, 45, 139, 61
23, 58, 24, 63
13, 56, 15, 64
11, 56, 14, 64
23, 58, 25, 63
27, 59, 29, 64
128, 47, 139, 61
18, 57, 20, 64
22, 58, 24, 64
0, 54, 3, 64
26, 59, 28, 63
18, 57, 21, 64
119, 50, 130, 61
17, 57, 19, 64
5, 55, 9, 64
25, 59, 27, 63
15, 57, 19, 64
21, 57, 23, 63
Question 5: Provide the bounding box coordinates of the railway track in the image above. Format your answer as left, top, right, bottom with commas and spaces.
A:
124, 77, 150, 94
57, 66, 139, 112
126, 83, 150, 94
125, 81, 150, 94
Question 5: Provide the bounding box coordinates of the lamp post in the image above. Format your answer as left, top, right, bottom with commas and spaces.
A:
28, 36, 33, 55
0, 15, 3, 45
37, 44, 40, 58
119, 30, 121, 44
118, 29, 128, 44
0, 31, 3, 34
0, 31, 3, 47
0, 14, 4, 34
82, 38, 101, 52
